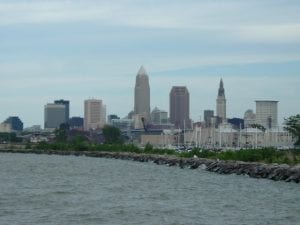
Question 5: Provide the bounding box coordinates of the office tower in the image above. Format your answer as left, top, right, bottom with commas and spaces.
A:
54, 99, 70, 122
44, 103, 67, 129
216, 78, 227, 123
107, 114, 120, 124
68, 117, 84, 130
84, 99, 106, 130
255, 100, 278, 129
228, 118, 244, 130
204, 110, 214, 127
170, 86, 191, 129
244, 109, 256, 128
151, 107, 168, 125
134, 66, 150, 123
3, 116, 23, 131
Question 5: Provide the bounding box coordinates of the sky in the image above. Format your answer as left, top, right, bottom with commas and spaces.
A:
0, 0, 300, 127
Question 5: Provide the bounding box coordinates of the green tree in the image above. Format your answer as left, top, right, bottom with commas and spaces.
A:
72, 135, 88, 151
284, 114, 300, 146
144, 142, 153, 152
0, 132, 22, 143
102, 125, 123, 144
54, 123, 69, 143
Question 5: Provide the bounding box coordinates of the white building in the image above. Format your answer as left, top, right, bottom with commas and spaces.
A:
138, 125, 294, 149
84, 99, 106, 130
0, 123, 11, 132
24, 125, 42, 132
255, 100, 278, 129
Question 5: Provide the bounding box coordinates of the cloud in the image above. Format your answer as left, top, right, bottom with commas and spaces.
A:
232, 24, 300, 43
0, 1, 184, 28
1, 0, 300, 45
0, 1, 299, 28
0, 1, 111, 25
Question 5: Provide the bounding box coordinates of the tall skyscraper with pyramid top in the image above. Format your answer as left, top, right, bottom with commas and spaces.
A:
134, 66, 150, 123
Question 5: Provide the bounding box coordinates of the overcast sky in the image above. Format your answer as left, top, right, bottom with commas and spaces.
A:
0, 0, 300, 127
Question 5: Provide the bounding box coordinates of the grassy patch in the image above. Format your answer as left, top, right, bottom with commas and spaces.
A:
33, 142, 300, 165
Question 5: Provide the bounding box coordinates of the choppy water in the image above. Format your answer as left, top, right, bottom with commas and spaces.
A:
0, 153, 299, 225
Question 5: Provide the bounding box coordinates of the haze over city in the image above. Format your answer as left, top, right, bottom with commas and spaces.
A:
1, 0, 300, 127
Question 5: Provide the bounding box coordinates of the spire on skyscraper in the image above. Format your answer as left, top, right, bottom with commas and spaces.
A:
216, 78, 227, 124
218, 78, 225, 97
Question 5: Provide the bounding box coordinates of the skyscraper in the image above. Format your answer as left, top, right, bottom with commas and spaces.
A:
244, 109, 256, 128
255, 100, 278, 129
68, 117, 84, 130
204, 110, 214, 127
107, 114, 120, 124
134, 66, 150, 123
44, 103, 67, 129
54, 99, 70, 122
3, 116, 23, 131
216, 78, 227, 123
84, 99, 106, 130
170, 86, 191, 129
151, 107, 168, 125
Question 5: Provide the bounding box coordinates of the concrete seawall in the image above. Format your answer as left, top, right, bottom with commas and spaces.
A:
1, 149, 300, 183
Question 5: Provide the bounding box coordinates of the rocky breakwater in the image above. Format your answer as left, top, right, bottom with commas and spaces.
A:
115, 154, 300, 183
1, 149, 300, 183
205, 160, 300, 182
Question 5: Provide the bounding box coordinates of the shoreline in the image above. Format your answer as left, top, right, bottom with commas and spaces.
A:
1, 149, 299, 183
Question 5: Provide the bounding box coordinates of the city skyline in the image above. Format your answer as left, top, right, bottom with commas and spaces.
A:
0, 1, 300, 126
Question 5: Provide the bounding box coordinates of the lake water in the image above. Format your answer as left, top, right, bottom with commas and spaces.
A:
0, 153, 299, 225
